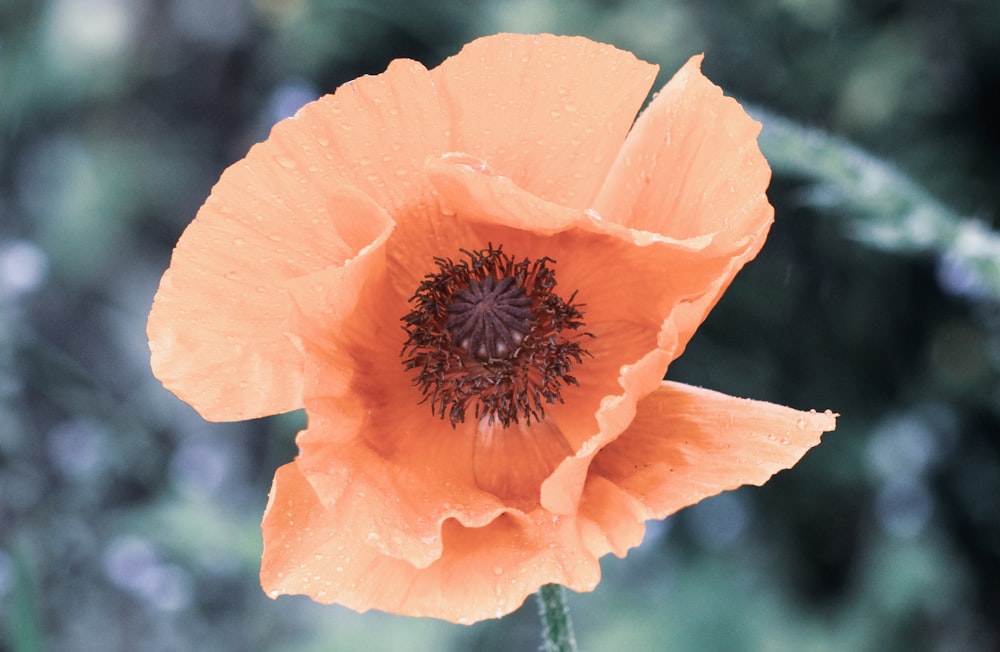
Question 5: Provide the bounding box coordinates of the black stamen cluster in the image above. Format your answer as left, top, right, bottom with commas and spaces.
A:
400, 245, 591, 427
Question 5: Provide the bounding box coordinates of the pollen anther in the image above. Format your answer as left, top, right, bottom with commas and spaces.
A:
401, 245, 591, 427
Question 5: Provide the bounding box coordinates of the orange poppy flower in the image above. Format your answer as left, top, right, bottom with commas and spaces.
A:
148, 33, 836, 624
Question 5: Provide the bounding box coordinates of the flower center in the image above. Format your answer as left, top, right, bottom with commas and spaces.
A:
446, 276, 533, 360
401, 245, 591, 427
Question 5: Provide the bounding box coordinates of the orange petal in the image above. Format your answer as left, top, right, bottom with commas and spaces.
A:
432, 33, 658, 209
291, 371, 507, 571
540, 344, 669, 516
148, 58, 450, 421
293, 424, 496, 570
287, 58, 451, 217
278, 200, 399, 465
148, 183, 390, 420
594, 55, 773, 248
262, 462, 602, 623
576, 474, 650, 558
592, 55, 774, 361
590, 381, 836, 523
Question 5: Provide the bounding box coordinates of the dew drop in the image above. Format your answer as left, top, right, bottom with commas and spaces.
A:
274, 155, 297, 169
224, 272, 241, 281
232, 237, 246, 246
796, 418, 809, 430
492, 566, 503, 576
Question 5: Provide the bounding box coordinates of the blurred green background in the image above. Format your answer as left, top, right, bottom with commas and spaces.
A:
2, 0, 999, 650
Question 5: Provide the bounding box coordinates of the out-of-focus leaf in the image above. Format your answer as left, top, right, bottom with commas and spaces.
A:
754, 107, 1000, 300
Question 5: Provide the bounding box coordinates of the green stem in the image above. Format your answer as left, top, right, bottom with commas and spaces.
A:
751, 105, 960, 253
747, 106, 1000, 300
11, 548, 44, 652
536, 584, 578, 652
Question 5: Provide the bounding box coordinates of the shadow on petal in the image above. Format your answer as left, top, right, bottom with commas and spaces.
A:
473, 417, 574, 511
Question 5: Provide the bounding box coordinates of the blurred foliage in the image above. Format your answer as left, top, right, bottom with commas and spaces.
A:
755, 107, 1000, 301
1, 0, 999, 650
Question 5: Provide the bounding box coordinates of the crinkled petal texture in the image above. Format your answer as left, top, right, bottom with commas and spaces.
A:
148, 34, 837, 624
